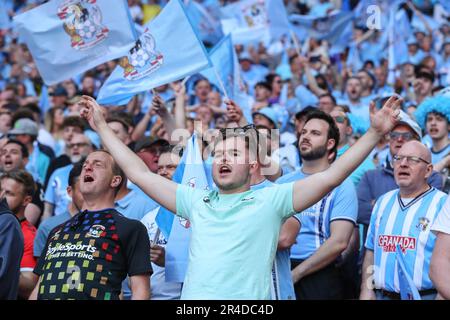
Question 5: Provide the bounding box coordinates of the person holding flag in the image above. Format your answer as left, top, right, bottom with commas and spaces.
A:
360, 140, 447, 300
80, 92, 402, 300
140, 144, 183, 300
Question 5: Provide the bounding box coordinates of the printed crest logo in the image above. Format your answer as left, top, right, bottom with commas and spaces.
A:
187, 177, 196, 188
58, 0, 109, 50
119, 30, 163, 81
86, 224, 105, 238
242, 0, 268, 28
51, 228, 62, 240
378, 235, 416, 253
416, 217, 430, 232
179, 217, 191, 229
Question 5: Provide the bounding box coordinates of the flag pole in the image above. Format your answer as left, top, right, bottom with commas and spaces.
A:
213, 66, 230, 102
290, 29, 302, 56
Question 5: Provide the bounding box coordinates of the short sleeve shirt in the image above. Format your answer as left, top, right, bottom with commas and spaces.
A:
20, 219, 37, 272
432, 195, 450, 235
176, 182, 295, 300
34, 209, 152, 300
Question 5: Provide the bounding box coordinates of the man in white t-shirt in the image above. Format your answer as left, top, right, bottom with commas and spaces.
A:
430, 195, 450, 299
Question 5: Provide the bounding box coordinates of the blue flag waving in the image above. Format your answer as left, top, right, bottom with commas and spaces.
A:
156, 133, 210, 282
221, 0, 290, 45
185, 0, 223, 46
396, 245, 421, 300
96, 0, 211, 106
200, 34, 234, 98
13, 0, 137, 85
0, 0, 11, 30
290, 11, 354, 46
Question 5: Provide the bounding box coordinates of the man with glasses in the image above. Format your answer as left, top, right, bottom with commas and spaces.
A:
360, 141, 448, 300
357, 111, 443, 242
43, 134, 92, 220
80, 94, 402, 299
134, 137, 170, 174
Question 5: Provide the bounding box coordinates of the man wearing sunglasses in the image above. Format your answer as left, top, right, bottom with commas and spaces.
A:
357, 111, 443, 244
80, 94, 403, 300
360, 141, 448, 300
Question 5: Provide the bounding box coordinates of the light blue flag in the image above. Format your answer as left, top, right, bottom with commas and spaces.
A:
96, 0, 211, 106
185, 0, 223, 46
164, 133, 210, 282
388, 3, 410, 84
396, 245, 421, 300
13, 0, 137, 85
221, 0, 290, 45
0, 0, 10, 30
200, 34, 234, 98
38, 85, 51, 115
411, 10, 440, 33
289, 11, 354, 46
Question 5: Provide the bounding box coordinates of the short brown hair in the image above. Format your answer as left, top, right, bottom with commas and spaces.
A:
63, 116, 86, 131
1, 170, 36, 197
90, 150, 125, 193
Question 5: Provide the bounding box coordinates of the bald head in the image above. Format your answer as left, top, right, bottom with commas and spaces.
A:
398, 141, 431, 163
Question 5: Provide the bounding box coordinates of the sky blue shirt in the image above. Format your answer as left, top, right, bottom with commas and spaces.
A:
365, 188, 447, 292
430, 143, 450, 165
33, 211, 72, 257
115, 188, 159, 221
176, 182, 296, 299
277, 168, 358, 260
337, 144, 375, 186
44, 164, 73, 217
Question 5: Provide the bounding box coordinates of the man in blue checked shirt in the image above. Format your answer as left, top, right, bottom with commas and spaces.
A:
361, 140, 448, 300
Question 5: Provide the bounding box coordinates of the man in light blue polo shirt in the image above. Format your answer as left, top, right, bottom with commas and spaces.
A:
80, 94, 403, 299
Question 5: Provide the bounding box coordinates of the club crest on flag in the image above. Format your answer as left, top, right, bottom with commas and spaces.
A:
58, 0, 109, 50
242, 0, 268, 28
118, 30, 164, 81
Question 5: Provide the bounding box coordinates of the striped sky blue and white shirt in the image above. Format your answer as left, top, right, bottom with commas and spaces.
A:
365, 187, 448, 293
277, 169, 358, 261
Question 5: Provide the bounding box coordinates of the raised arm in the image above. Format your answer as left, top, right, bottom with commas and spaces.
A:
292, 96, 402, 213
80, 96, 178, 213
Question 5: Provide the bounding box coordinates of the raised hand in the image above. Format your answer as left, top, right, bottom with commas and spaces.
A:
170, 80, 186, 98
369, 95, 402, 137
151, 94, 168, 117
225, 99, 242, 122
79, 95, 107, 132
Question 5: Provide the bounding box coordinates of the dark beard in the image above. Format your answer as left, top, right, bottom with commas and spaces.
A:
300, 144, 328, 161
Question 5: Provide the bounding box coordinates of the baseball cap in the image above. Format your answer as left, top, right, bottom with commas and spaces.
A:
8, 118, 39, 136
67, 95, 82, 105
134, 136, 170, 153
239, 52, 254, 63
50, 85, 68, 97
395, 110, 422, 139
252, 107, 279, 129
